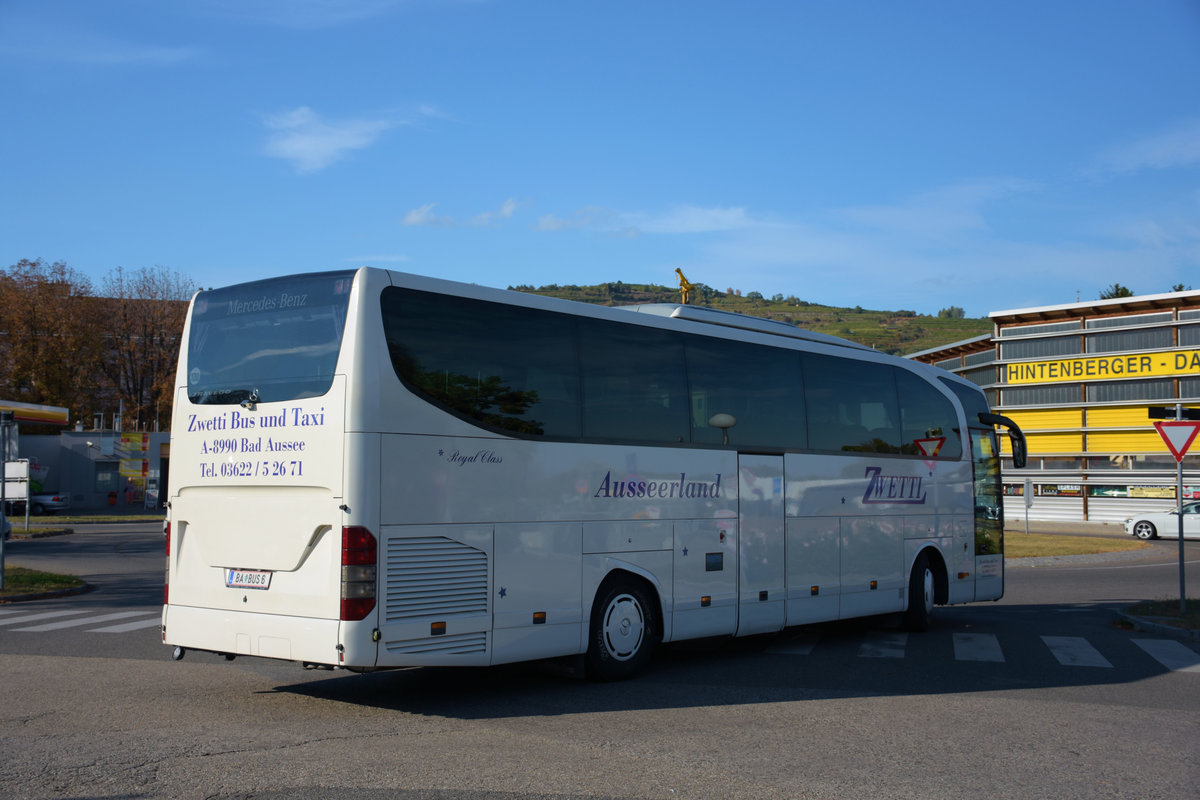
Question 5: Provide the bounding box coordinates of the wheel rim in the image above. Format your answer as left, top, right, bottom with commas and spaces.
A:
921, 567, 934, 615
1134, 522, 1154, 539
602, 592, 646, 662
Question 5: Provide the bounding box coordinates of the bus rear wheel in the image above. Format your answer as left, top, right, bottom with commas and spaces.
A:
903, 551, 936, 632
586, 577, 657, 681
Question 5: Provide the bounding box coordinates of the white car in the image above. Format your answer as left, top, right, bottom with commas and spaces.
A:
1125, 500, 1200, 540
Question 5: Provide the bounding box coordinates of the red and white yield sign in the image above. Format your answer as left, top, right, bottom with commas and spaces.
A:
914, 437, 946, 471
1154, 420, 1200, 463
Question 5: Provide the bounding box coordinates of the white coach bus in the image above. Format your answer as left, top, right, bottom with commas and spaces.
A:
162, 268, 1025, 679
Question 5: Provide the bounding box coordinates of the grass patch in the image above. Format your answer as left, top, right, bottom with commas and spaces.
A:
1124, 598, 1200, 630
1, 565, 86, 598
26, 513, 160, 524
1005, 533, 1150, 559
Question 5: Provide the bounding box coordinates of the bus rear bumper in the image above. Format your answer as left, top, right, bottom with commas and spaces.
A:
163, 604, 343, 666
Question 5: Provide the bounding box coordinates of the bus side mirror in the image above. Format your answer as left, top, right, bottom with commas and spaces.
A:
978, 412, 1027, 470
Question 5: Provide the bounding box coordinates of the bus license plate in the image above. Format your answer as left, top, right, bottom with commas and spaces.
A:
226, 569, 272, 590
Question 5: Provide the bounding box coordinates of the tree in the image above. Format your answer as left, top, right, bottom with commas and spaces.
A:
99, 265, 195, 431
1099, 283, 1134, 299
1171, 283, 1192, 292
938, 306, 965, 319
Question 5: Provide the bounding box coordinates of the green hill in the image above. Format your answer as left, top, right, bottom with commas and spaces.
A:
508, 281, 989, 356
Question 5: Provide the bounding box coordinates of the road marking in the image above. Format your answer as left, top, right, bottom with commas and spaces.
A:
0, 609, 93, 626
953, 632, 1005, 662
858, 632, 907, 658
13, 611, 157, 632
1132, 639, 1200, 673
90, 616, 162, 633
1042, 635, 1113, 668
766, 631, 819, 655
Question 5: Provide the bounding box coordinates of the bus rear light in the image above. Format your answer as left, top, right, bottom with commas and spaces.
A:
341, 565, 377, 583
340, 597, 375, 621
340, 526, 377, 621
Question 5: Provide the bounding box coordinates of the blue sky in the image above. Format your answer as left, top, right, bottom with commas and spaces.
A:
3, 0, 1198, 317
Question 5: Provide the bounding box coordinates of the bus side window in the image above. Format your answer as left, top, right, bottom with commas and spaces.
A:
381, 288, 582, 438
896, 369, 963, 459
684, 337, 805, 450
803, 354, 901, 453
578, 319, 688, 444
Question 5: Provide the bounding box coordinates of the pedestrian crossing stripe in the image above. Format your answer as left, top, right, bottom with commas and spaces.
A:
3, 608, 1198, 673
1132, 639, 1200, 673
13, 610, 158, 632
1042, 635, 1113, 668
765, 630, 1197, 673
0, 608, 159, 633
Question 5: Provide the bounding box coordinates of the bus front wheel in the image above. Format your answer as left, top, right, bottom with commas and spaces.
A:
586, 577, 658, 681
903, 552, 936, 632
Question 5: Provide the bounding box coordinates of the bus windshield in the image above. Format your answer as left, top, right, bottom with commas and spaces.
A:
186, 270, 355, 405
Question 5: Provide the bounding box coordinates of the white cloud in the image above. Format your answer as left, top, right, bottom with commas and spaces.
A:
262, 106, 392, 173
346, 254, 410, 264
471, 198, 519, 226
1094, 118, 1200, 175
401, 203, 455, 227
0, 17, 200, 65
633, 205, 766, 235
537, 204, 764, 236
838, 180, 1038, 241
403, 199, 520, 227
199, 0, 407, 29
536, 206, 618, 232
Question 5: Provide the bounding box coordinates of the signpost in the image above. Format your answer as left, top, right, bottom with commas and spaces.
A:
0, 410, 11, 590
1149, 405, 1200, 614
1023, 478, 1033, 536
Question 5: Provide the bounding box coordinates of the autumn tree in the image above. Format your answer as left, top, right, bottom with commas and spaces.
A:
99, 265, 195, 431
0, 259, 105, 423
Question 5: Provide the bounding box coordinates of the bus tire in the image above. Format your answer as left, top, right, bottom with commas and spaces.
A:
903, 551, 935, 632
586, 576, 657, 681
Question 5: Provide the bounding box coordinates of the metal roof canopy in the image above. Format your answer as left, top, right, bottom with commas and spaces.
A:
990, 289, 1200, 326
0, 400, 70, 426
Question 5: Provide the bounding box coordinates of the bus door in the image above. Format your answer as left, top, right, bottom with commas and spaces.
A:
968, 426, 1005, 601
736, 453, 786, 636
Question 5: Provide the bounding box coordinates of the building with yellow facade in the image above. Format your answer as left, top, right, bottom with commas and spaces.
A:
910, 289, 1200, 522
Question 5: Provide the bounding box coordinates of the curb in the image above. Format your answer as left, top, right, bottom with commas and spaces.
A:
9, 528, 74, 539
1115, 610, 1200, 641
0, 582, 94, 604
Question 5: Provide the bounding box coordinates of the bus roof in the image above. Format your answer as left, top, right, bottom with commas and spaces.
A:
617, 303, 873, 352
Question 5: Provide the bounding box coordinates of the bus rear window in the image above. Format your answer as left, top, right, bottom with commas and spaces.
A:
187, 271, 355, 405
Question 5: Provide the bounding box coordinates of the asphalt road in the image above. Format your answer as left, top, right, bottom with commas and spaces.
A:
1, 523, 1197, 800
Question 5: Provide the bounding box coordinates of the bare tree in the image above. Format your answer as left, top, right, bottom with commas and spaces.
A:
99, 265, 195, 431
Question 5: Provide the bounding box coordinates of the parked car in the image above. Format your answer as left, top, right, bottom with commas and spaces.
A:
4, 492, 71, 516
1125, 500, 1200, 540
